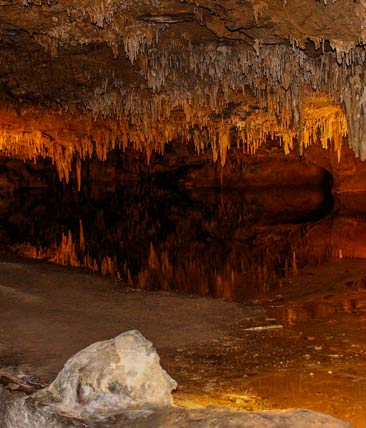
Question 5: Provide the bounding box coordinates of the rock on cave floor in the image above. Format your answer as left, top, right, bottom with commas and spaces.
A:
0, 255, 365, 427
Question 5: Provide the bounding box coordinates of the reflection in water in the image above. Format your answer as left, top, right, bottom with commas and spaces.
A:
270, 296, 366, 325
296, 192, 366, 262
2, 159, 366, 304
2, 160, 366, 427
248, 368, 366, 428
1, 178, 331, 301
301, 216, 366, 260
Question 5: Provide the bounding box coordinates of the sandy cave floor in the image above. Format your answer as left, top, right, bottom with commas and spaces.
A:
0, 255, 365, 427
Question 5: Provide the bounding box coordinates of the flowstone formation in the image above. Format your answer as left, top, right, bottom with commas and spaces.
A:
0, 330, 353, 428
0, 0, 366, 187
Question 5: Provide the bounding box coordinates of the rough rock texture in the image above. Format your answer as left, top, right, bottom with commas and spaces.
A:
0, 329, 352, 428
0, 330, 351, 428
1, 392, 353, 428
0, 1, 366, 190
33, 330, 177, 418
305, 143, 366, 193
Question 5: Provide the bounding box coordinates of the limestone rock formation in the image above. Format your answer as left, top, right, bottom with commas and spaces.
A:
33, 330, 177, 418
0, 1, 366, 189
0, 331, 353, 427
2, 393, 353, 428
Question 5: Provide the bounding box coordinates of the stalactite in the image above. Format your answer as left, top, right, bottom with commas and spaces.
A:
341, 67, 366, 160
2, 35, 366, 183
34, 34, 59, 57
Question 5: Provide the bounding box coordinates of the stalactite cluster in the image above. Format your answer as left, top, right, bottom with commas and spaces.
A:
0, 0, 366, 184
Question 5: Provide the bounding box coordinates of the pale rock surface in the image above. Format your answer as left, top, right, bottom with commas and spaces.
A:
1, 391, 353, 428
0, 330, 353, 428
34, 330, 177, 418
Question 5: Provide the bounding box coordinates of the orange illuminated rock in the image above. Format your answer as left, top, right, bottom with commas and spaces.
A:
0, 0, 365, 184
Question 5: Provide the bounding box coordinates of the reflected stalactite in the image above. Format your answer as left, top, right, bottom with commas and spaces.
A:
273, 296, 366, 326
10, 231, 122, 280
11, 232, 300, 301
298, 216, 366, 263
4, 153, 364, 303
3, 159, 316, 301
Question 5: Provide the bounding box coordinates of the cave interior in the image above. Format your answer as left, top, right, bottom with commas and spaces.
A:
0, 1, 366, 427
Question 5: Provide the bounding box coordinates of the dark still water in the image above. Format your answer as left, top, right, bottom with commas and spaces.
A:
2, 159, 366, 428
4, 156, 363, 301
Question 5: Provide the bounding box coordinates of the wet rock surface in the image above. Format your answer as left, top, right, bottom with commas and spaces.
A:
0, 330, 352, 428
1, 390, 353, 428
0, 258, 365, 426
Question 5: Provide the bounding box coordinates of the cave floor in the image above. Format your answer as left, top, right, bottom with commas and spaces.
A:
0, 255, 365, 427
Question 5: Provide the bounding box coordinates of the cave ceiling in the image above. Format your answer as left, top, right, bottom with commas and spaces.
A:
0, 0, 365, 182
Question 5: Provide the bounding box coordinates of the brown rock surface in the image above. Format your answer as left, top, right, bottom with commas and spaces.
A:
0, 257, 365, 426
0, 1, 365, 184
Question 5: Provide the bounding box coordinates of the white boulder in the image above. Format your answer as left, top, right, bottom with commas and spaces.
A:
0, 331, 353, 427
34, 330, 177, 418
